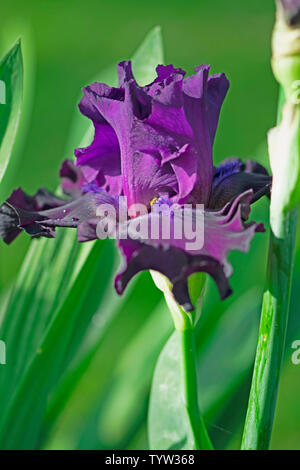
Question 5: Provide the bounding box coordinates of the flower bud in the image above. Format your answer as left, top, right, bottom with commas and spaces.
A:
269, 0, 300, 213
272, 1, 300, 101
268, 102, 300, 215
280, 0, 300, 26
151, 271, 206, 331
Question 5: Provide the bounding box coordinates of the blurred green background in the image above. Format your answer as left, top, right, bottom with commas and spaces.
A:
0, 0, 299, 450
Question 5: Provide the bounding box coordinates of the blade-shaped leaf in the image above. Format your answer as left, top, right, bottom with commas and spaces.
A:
0, 39, 23, 183
131, 26, 164, 85
0, 230, 109, 417
148, 331, 196, 450
0, 238, 116, 449
43, 296, 171, 450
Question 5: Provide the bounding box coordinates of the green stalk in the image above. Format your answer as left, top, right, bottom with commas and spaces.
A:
179, 328, 213, 450
241, 208, 298, 449
151, 270, 213, 449
241, 2, 300, 447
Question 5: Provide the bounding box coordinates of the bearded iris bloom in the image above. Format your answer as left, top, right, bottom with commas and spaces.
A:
0, 62, 271, 311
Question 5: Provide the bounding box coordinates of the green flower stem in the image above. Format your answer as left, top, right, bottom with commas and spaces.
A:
241, 205, 298, 449
151, 270, 213, 449
179, 327, 214, 450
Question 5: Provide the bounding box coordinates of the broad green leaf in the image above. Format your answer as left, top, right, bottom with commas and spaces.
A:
0, 39, 23, 183
148, 331, 196, 450
64, 26, 164, 157
0, 230, 113, 418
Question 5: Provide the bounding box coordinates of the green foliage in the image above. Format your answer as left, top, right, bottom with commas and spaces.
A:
0, 40, 23, 183
0, 239, 114, 449
149, 331, 197, 450
43, 287, 171, 449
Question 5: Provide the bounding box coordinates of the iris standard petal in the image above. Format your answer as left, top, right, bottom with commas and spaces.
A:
75, 83, 123, 191
76, 61, 229, 206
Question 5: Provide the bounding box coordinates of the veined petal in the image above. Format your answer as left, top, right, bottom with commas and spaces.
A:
0, 187, 66, 243
75, 83, 123, 192
76, 61, 229, 206
0, 185, 120, 244
115, 190, 264, 311
115, 240, 231, 312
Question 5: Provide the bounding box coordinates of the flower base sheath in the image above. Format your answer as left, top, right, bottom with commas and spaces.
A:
0, 62, 271, 311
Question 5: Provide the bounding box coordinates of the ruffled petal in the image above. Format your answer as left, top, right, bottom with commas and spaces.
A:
0, 184, 120, 244
210, 158, 272, 209
0, 187, 67, 243
206, 72, 230, 144
181, 66, 229, 204
75, 83, 123, 192
0, 160, 91, 243
115, 190, 264, 310
76, 61, 229, 206
115, 240, 231, 312
60, 159, 87, 197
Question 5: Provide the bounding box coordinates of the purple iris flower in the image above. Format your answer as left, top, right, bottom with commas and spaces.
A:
0, 62, 271, 311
